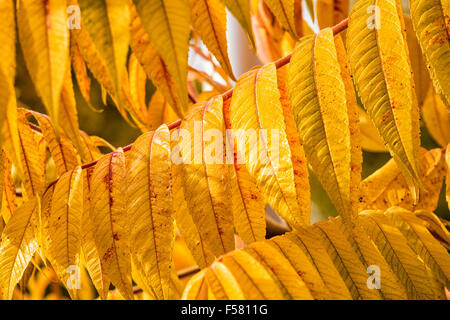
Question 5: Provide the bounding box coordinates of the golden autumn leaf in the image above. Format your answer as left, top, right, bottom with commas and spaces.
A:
311, 220, 382, 300
357, 106, 387, 152
29, 111, 80, 176
360, 148, 446, 212
422, 88, 450, 147
70, 39, 92, 109
409, 0, 450, 110
129, 5, 186, 119
222, 98, 266, 245
17, 110, 46, 198
358, 210, 436, 299
385, 207, 450, 289
263, 0, 301, 39
221, 0, 255, 48
0, 0, 20, 170
127, 125, 175, 300
190, 0, 235, 80
404, 15, 430, 108
347, 0, 422, 201
46, 167, 83, 298
0, 150, 16, 224
132, 0, 191, 117
175, 97, 235, 256
172, 164, 216, 268
317, 0, 349, 29
17, 0, 69, 127
446, 144, 450, 211
89, 149, 133, 299
230, 63, 310, 229
0, 198, 39, 299
81, 167, 110, 300
288, 29, 361, 222
77, 0, 130, 106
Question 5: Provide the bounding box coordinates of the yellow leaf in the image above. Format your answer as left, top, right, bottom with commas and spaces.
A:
288, 29, 362, 222
231, 63, 309, 228
81, 167, 109, 300
146, 91, 179, 131
0, 198, 39, 299
409, 0, 450, 110
317, 0, 349, 28
334, 217, 408, 299
415, 209, 450, 250
17, 0, 69, 126
190, 0, 235, 80
404, 15, 430, 108
129, 6, 186, 119
70, 39, 92, 109
172, 163, 215, 268
17, 110, 46, 197
181, 269, 208, 300
132, 0, 190, 117
284, 230, 352, 299
269, 234, 332, 299
277, 68, 311, 226
263, 0, 300, 39
422, 87, 450, 147
30, 111, 80, 176
360, 148, 446, 212
221, 0, 255, 48
447, 144, 450, 211
127, 125, 175, 300
358, 210, 435, 299
47, 167, 83, 297
89, 148, 132, 299
358, 106, 387, 152
204, 261, 245, 299
245, 242, 314, 299
0, 0, 21, 169
176, 97, 234, 256
223, 98, 266, 244
77, 0, 130, 105
347, 0, 422, 201
0, 150, 16, 224
385, 207, 450, 288
311, 220, 382, 299
219, 250, 286, 299
59, 70, 94, 163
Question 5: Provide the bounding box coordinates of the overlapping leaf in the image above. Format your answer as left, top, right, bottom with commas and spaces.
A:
409, 0, 450, 110
132, 0, 190, 117
0, 198, 39, 299
221, 0, 255, 48
89, 148, 132, 299
288, 29, 361, 222
176, 97, 234, 256
46, 167, 83, 297
77, 0, 130, 106
360, 148, 446, 212
230, 63, 310, 229
263, 0, 301, 39
127, 125, 175, 300
190, 0, 235, 80
17, 0, 69, 126
347, 0, 422, 200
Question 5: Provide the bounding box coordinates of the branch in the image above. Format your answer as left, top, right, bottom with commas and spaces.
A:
31, 19, 350, 179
